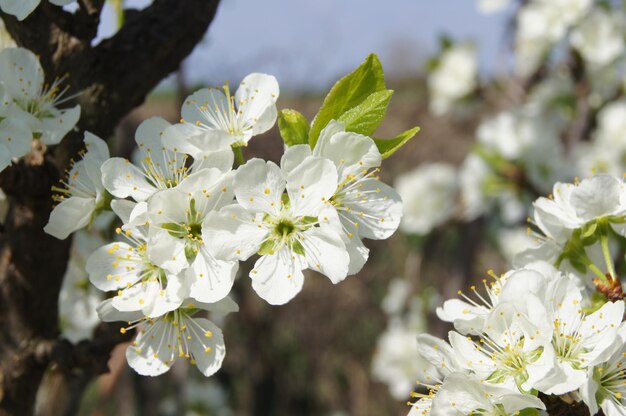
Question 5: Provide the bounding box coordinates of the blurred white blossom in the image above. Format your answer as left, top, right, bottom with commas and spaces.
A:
395, 163, 457, 235
427, 42, 477, 115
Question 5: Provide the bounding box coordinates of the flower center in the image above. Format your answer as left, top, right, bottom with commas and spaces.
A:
274, 220, 295, 237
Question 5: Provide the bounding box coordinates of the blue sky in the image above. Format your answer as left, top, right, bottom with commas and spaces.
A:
100, 0, 511, 91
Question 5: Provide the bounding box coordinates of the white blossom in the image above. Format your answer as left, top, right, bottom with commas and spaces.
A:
533, 276, 624, 395
497, 227, 541, 265
59, 230, 104, 342
162, 73, 278, 155
458, 153, 492, 221
98, 296, 237, 377
44, 132, 109, 239
581, 325, 626, 416
203, 157, 350, 305
0, 47, 80, 147
86, 221, 187, 319
430, 373, 545, 416
145, 169, 238, 304
427, 42, 477, 115
448, 301, 555, 392
101, 117, 232, 202
533, 175, 626, 242
280, 120, 402, 274
394, 163, 457, 235
571, 8, 626, 68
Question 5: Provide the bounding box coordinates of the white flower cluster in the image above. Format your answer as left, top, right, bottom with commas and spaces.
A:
413, 0, 626, 234
427, 42, 478, 116
0, 47, 80, 173
372, 278, 429, 400
43, 73, 403, 377
408, 174, 626, 415
516, 0, 626, 76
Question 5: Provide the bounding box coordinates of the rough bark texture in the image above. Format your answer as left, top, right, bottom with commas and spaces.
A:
0, 1, 220, 414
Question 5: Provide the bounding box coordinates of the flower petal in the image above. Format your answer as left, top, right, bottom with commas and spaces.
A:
338, 179, 402, 240
235, 73, 279, 136
126, 319, 176, 376
39, 105, 80, 145
192, 148, 235, 173
186, 317, 226, 377
301, 227, 349, 283
44, 196, 95, 239
286, 156, 337, 217
86, 242, 143, 291
112, 280, 160, 313
101, 157, 156, 201
234, 158, 285, 215
202, 205, 267, 261
0, 117, 32, 161
147, 188, 189, 225
146, 229, 188, 273
186, 249, 237, 303
143, 273, 187, 318
280, 144, 312, 175
250, 248, 306, 305
313, 121, 381, 181
0, 47, 43, 97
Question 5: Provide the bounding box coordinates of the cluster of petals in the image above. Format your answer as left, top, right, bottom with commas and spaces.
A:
409, 260, 626, 415
513, 174, 626, 279
0, 47, 80, 173
43, 73, 403, 377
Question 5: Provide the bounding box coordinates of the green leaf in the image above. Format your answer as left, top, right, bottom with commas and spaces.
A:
373, 126, 421, 159
309, 53, 386, 147
338, 89, 393, 136
278, 109, 309, 147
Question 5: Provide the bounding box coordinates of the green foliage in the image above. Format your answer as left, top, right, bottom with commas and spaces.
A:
373, 127, 421, 159
338, 89, 394, 136
309, 54, 386, 147
278, 109, 309, 147
275, 52, 420, 159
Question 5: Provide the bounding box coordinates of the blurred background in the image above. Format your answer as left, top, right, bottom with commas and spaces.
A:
32, 0, 626, 414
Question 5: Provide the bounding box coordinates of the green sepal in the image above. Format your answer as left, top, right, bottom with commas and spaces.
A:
278, 109, 309, 147
184, 244, 197, 261
485, 369, 508, 384
258, 239, 276, 256
373, 126, 421, 159
338, 89, 393, 136
161, 222, 184, 235
299, 216, 318, 226
586, 291, 609, 314
309, 53, 386, 147
581, 221, 598, 239
518, 409, 541, 416
291, 239, 306, 256
281, 193, 291, 208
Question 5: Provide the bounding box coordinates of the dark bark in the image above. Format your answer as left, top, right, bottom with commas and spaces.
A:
0, 1, 220, 414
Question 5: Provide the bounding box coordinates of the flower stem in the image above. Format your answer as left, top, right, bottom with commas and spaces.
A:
588, 262, 609, 285
234, 146, 245, 167
599, 223, 617, 283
